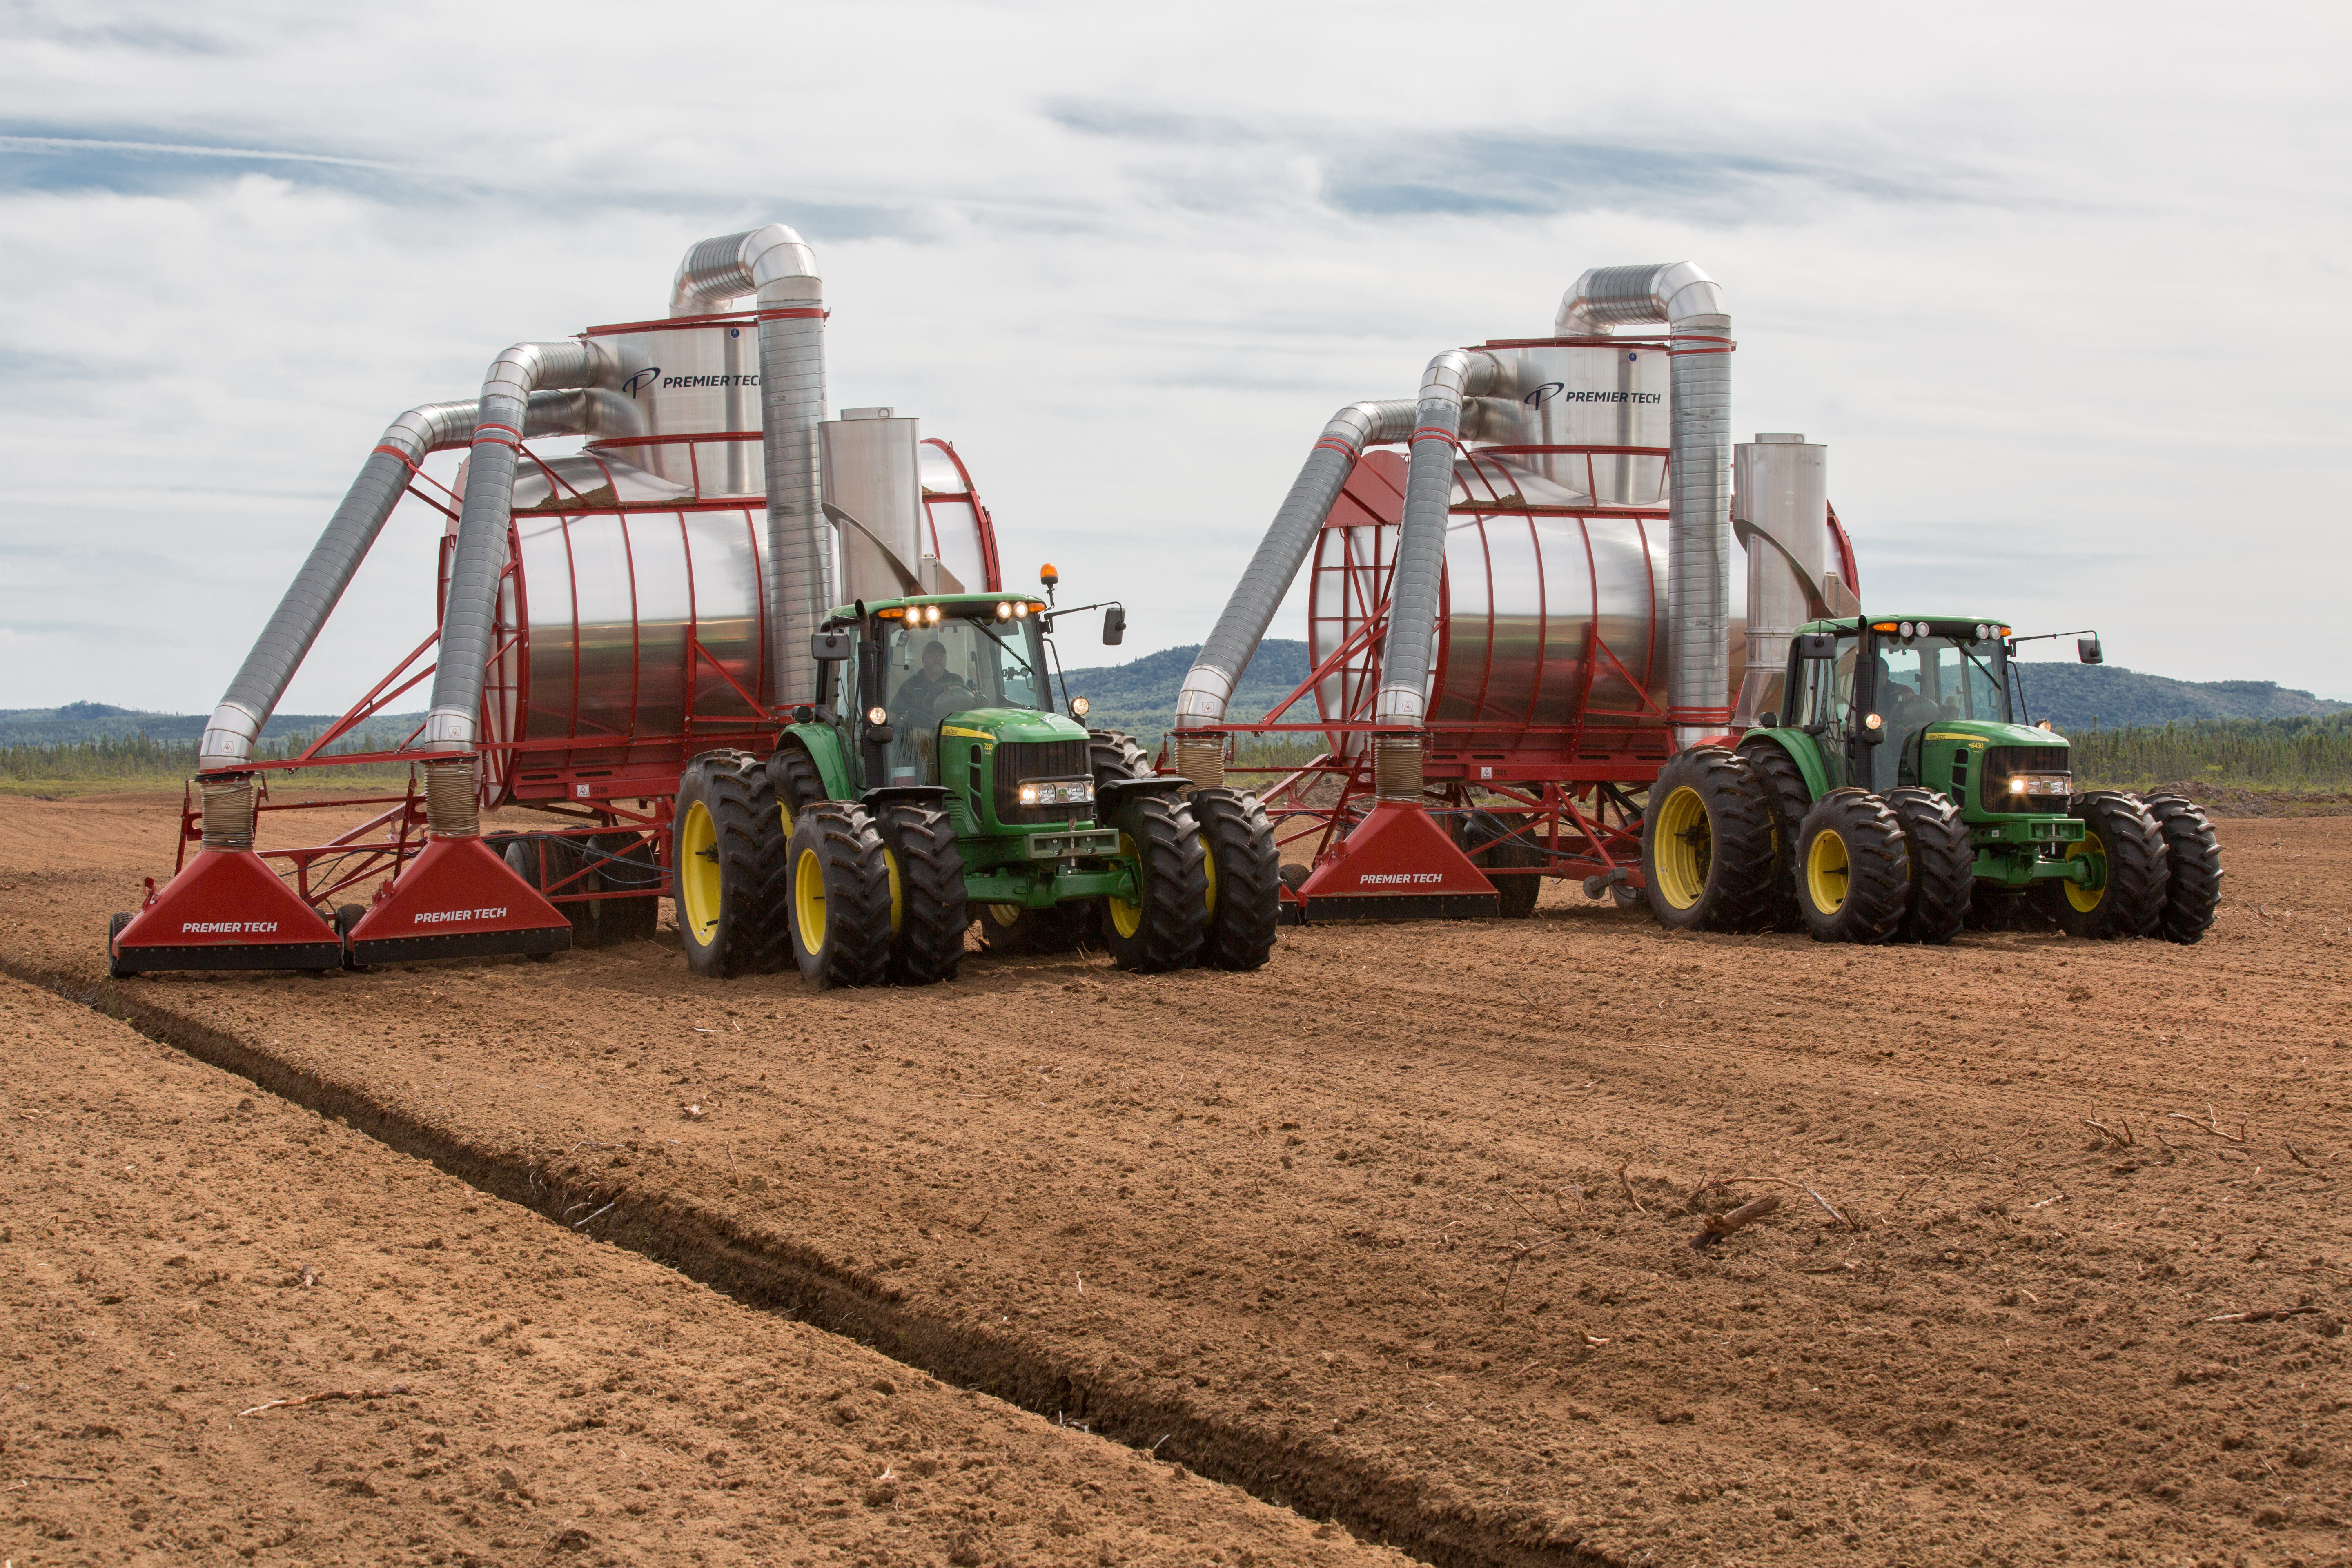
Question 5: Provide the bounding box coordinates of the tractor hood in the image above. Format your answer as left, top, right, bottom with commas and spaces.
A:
1922, 719, 2071, 751
938, 708, 1091, 747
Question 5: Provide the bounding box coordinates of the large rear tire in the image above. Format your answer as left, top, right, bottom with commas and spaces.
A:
770, 742, 827, 831
873, 800, 967, 984
1104, 792, 1209, 973
1641, 747, 1777, 933
2040, 791, 2166, 940
1796, 789, 1911, 945
785, 802, 895, 990
1192, 788, 1280, 970
1738, 740, 1813, 934
2143, 792, 2222, 945
673, 752, 793, 979
505, 834, 604, 949
583, 831, 662, 944
1884, 786, 1973, 946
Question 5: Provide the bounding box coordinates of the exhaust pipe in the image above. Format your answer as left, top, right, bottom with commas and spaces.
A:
1556, 262, 1732, 748
1173, 399, 1416, 786
667, 225, 829, 712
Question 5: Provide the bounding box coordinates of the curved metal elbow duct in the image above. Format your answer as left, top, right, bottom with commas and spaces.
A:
420, 343, 599, 771
198, 389, 588, 773
1556, 261, 1733, 748
1171, 399, 1417, 782
669, 225, 829, 707
1374, 349, 1504, 734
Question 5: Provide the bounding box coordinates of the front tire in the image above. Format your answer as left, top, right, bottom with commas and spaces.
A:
2041, 790, 2166, 939
873, 800, 967, 984
1104, 792, 1209, 973
1641, 747, 1777, 933
673, 752, 792, 978
786, 802, 895, 989
1192, 788, 1280, 970
1796, 789, 1911, 945
2143, 792, 2222, 944
1884, 786, 1973, 945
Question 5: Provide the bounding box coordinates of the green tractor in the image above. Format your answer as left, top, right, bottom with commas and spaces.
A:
672, 589, 1282, 987
1642, 615, 2223, 945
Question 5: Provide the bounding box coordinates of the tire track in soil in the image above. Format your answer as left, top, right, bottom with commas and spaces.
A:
6, 951, 1610, 1568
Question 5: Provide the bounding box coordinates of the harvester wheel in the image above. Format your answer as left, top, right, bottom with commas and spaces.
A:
2142, 792, 2223, 944
107, 912, 138, 980
1087, 728, 1154, 788
1796, 789, 1912, 945
1459, 810, 1543, 919
770, 742, 827, 835
1738, 740, 1813, 933
2040, 791, 2166, 940
1104, 793, 1209, 973
673, 751, 793, 979
1191, 788, 1280, 970
584, 831, 662, 944
1640, 747, 1777, 933
504, 834, 603, 949
874, 800, 968, 984
786, 802, 895, 989
1885, 786, 1974, 945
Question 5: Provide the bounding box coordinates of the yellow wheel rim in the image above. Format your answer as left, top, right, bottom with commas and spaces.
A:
2063, 829, 2105, 913
794, 846, 828, 952
1806, 827, 1851, 914
985, 902, 1022, 928
1651, 786, 1711, 910
778, 800, 796, 842
679, 799, 722, 942
1107, 831, 1145, 939
884, 845, 904, 938
1203, 837, 1220, 918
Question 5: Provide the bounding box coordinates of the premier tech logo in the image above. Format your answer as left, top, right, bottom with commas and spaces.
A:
1523, 383, 1662, 407
621, 367, 760, 397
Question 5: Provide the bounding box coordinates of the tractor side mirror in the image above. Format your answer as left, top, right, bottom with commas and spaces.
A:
1795, 633, 1838, 659
2077, 635, 2103, 665
1102, 606, 1126, 646
810, 630, 853, 663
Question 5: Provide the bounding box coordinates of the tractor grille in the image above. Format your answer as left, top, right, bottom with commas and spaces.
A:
994, 739, 1092, 824
1980, 744, 2071, 814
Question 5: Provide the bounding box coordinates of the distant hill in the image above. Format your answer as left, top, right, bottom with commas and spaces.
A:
0, 706, 425, 747
1057, 641, 1312, 749
2013, 664, 2349, 730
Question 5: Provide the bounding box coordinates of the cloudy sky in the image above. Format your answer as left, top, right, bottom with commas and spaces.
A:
3, 0, 2345, 714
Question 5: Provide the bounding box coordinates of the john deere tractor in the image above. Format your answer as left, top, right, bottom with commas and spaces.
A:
673, 589, 1281, 987
1642, 615, 2222, 945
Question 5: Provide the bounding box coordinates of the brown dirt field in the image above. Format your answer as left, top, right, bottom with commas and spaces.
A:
4, 793, 2350, 1567
0, 970, 1408, 1567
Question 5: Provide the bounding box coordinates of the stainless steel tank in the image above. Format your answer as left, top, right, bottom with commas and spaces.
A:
432, 313, 1004, 805
1731, 433, 1830, 728
1308, 448, 1674, 761
824, 408, 925, 604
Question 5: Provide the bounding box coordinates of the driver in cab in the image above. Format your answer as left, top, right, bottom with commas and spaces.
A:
1872, 653, 1944, 754
897, 639, 970, 730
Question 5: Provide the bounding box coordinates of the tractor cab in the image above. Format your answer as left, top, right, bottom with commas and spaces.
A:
1771, 616, 2045, 798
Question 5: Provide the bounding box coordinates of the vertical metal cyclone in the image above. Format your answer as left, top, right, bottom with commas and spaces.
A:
1173, 398, 1417, 786
1557, 262, 1732, 748
198, 390, 592, 774
668, 225, 827, 708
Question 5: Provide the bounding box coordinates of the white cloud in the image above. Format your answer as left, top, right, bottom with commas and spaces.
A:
0, 0, 2345, 713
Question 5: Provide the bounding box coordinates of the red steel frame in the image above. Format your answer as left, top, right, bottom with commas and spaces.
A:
1174, 443, 1680, 906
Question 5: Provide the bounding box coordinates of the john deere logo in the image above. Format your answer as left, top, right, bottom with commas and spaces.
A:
621, 367, 662, 397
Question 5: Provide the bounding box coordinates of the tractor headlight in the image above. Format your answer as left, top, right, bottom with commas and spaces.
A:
2009, 776, 2026, 793
867, 706, 888, 726
1070, 695, 1090, 718
1016, 777, 1095, 807
1012, 600, 1030, 619
995, 601, 1013, 621
1863, 711, 1883, 731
